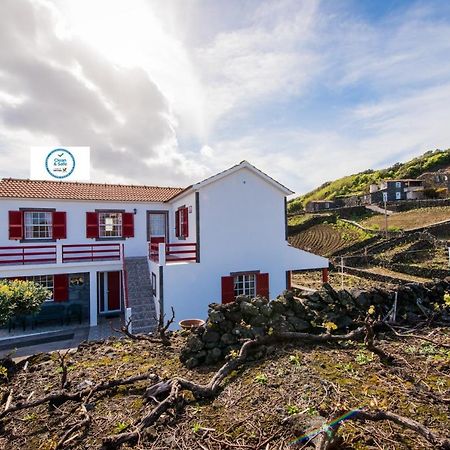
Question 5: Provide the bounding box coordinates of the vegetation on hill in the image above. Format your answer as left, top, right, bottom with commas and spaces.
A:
289, 149, 450, 212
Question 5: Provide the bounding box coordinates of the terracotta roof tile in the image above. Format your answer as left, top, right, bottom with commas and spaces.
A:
0, 178, 184, 203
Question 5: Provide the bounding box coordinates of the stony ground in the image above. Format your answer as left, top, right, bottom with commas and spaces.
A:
0, 327, 449, 450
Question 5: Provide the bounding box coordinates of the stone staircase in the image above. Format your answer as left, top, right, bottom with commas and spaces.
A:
124, 257, 157, 334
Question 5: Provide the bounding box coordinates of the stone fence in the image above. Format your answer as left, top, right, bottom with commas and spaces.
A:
180, 280, 450, 367
386, 198, 450, 212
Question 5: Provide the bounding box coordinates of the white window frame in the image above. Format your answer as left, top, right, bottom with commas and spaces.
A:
98, 212, 123, 238
24, 211, 53, 240
28, 275, 54, 302
234, 274, 256, 297
395, 181, 401, 188
395, 191, 401, 200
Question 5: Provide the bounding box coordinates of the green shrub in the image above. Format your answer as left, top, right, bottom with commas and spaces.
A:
0, 279, 51, 325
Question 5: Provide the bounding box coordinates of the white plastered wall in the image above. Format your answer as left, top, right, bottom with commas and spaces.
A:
162, 167, 328, 325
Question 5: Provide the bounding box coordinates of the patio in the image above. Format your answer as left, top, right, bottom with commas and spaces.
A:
0, 316, 125, 359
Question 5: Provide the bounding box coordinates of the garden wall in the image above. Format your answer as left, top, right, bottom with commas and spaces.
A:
387, 198, 450, 212
180, 279, 450, 367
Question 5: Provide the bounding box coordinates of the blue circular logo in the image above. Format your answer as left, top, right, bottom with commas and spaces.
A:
45, 148, 76, 179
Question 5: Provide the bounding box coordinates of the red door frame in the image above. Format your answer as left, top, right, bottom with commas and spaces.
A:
98, 271, 122, 313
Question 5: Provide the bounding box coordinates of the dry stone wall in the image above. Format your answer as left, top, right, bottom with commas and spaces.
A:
180, 280, 450, 368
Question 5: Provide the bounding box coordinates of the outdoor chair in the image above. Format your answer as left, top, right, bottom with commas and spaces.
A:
31, 303, 66, 329
65, 303, 83, 324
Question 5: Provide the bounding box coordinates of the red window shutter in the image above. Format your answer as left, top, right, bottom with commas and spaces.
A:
86, 212, 99, 238
175, 210, 180, 237
221, 276, 235, 304
256, 273, 269, 299
52, 211, 67, 239
53, 274, 69, 302
8, 211, 23, 240
182, 207, 189, 238
122, 212, 134, 238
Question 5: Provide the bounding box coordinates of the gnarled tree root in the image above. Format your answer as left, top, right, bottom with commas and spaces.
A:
102, 327, 367, 448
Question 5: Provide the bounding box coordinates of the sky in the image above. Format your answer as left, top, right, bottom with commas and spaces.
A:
0, 0, 450, 194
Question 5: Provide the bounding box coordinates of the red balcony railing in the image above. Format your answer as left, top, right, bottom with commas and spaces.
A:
149, 242, 198, 263
0, 245, 57, 265
166, 242, 197, 262
149, 242, 159, 262
62, 243, 121, 263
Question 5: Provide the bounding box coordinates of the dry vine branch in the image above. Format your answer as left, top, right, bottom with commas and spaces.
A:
57, 350, 71, 390
115, 307, 175, 346
102, 380, 181, 448
0, 372, 157, 419
364, 321, 395, 365
157, 306, 175, 345
314, 409, 450, 450
384, 322, 450, 349
102, 327, 367, 448
55, 404, 92, 449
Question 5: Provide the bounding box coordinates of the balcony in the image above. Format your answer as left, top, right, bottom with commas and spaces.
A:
149, 242, 198, 265
62, 244, 122, 263
0, 245, 57, 266
0, 243, 123, 267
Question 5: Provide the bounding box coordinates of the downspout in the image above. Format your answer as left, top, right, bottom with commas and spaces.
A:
195, 191, 200, 263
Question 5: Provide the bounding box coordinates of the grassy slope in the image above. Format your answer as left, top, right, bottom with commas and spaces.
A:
289, 148, 450, 212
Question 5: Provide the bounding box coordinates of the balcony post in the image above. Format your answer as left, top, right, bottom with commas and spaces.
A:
158, 243, 166, 266
89, 270, 98, 326
56, 244, 63, 264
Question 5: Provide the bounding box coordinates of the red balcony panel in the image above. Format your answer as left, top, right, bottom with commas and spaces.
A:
0, 245, 57, 266
62, 244, 121, 263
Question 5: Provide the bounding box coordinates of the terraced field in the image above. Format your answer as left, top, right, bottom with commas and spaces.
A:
289, 222, 372, 256
361, 206, 450, 230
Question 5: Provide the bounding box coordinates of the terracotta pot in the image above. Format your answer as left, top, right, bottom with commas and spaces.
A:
179, 319, 205, 330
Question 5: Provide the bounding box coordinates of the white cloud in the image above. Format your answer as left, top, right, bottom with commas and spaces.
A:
0, 0, 449, 195
195, 0, 321, 134
0, 0, 210, 186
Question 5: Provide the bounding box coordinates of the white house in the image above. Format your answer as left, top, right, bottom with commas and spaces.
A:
0, 161, 328, 334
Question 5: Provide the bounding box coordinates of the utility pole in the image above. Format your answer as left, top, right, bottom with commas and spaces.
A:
383, 192, 388, 239
341, 256, 344, 290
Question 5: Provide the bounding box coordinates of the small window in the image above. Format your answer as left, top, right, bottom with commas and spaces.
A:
98, 212, 122, 238
175, 207, 189, 239
396, 192, 401, 200
70, 275, 85, 287
395, 182, 401, 188
28, 275, 54, 301
234, 274, 256, 297
24, 211, 53, 239
151, 272, 157, 296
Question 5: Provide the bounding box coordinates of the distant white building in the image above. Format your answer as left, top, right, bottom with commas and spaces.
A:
0, 161, 328, 333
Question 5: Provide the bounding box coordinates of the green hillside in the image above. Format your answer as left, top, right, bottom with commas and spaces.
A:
289, 148, 450, 212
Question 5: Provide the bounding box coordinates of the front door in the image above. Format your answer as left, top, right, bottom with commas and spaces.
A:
148, 211, 168, 245
98, 271, 122, 314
